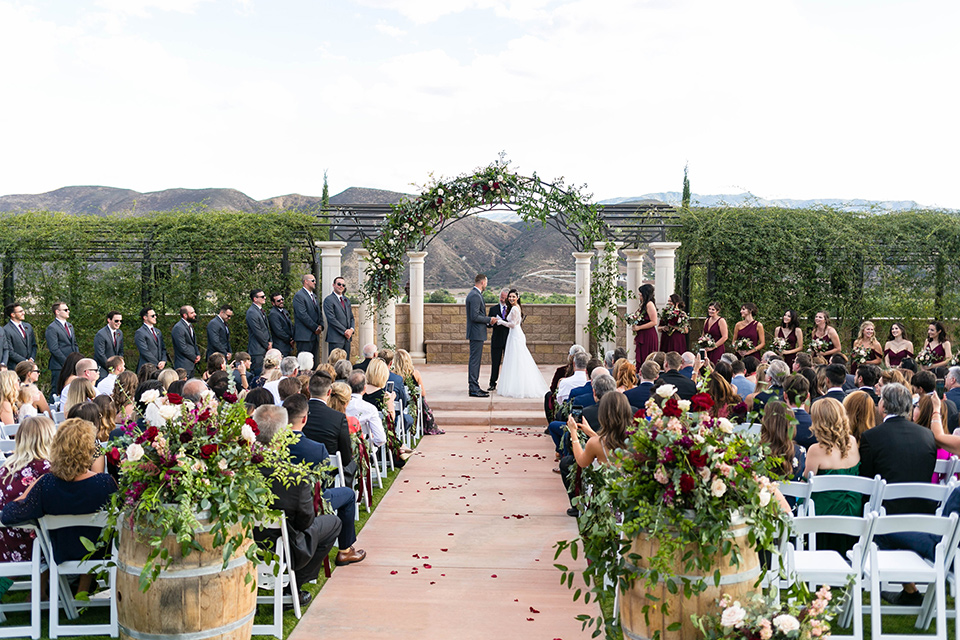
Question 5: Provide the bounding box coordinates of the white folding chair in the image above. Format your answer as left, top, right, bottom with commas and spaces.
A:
415, 387, 424, 441
0, 522, 43, 639
0, 424, 18, 439
934, 456, 959, 484
864, 513, 960, 640
51, 411, 65, 425
875, 481, 955, 516
807, 473, 885, 517
786, 514, 877, 640
779, 479, 813, 517
0, 441, 14, 456
327, 451, 346, 488
252, 513, 301, 638
37, 512, 118, 638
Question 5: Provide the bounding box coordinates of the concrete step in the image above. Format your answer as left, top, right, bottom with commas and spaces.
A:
433, 409, 547, 428
429, 398, 544, 412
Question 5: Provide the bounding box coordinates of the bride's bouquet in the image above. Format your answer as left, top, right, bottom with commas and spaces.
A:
697, 334, 717, 351
732, 337, 754, 353
851, 345, 872, 365
770, 337, 789, 354
658, 305, 690, 335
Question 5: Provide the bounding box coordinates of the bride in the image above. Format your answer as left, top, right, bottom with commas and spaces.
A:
497, 290, 549, 399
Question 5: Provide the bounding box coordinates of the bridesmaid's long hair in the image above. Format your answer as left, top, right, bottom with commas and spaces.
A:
668, 293, 684, 310
638, 284, 655, 310
781, 310, 799, 331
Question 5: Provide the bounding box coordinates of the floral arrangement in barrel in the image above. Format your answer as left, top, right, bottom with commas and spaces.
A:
97, 385, 319, 591
693, 585, 837, 640
555, 383, 788, 638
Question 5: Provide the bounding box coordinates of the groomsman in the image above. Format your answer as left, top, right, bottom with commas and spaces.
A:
487, 288, 509, 391
3, 303, 37, 367
268, 293, 295, 357
171, 305, 202, 377
135, 307, 168, 372
293, 274, 323, 359
206, 305, 233, 360
322, 276, 354, 357
246, 289, 272, 377
45, 301, 79, 393
93, 311, 124, 380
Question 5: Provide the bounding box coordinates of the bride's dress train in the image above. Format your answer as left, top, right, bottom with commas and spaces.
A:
497, 306, 549, 399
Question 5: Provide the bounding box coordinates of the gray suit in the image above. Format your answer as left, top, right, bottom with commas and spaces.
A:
465, 287, 492, 394
93, 326, 124, 378
45, 320, 79, 392
246, 304, 271, 375
3, 321, 37, 366
171, 319, 200, 375
135, 323, 168, 372
322, 293, 354, 356
292, 288, 322, 359
206, 315, 231, 359
268, 307, 295, 357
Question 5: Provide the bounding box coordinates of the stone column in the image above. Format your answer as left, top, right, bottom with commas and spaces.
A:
407, 251, 428, 363
593, 241, 624, 357
380, 297, 397, 349
353, 248, 375, 352
650, 242, 682, 307
622, 248, 645, 362
573, 252, 594, 351
314, 241, 347, 362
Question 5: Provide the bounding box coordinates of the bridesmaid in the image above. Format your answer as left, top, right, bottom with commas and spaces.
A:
701, 301, 728, 364
732, 302, 765, 359
883, 322, 914, 368
850, 320, 883, 375
922, 321, 953, 369
632, 284, 659, 364
658, 293, 689, 354
811, 310, 842, 358
775, 309, 804, 369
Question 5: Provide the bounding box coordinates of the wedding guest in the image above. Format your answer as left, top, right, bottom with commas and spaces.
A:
705, 367, 741, 418
914, 370, 958, 432
774, 309, 804, 369
346, 370, 386, 449
921, 322, 952, 369
631, 284, 658, 365
245, 388, 274, 409
810, 311, 841, 359
137, 362, 159, 385
854, 364, 881, 405
354, 344, 376, 372
296, 351, 314, 375
327, 348, 347, 366
564, 391, 631, 517
0, 415, 55, 562
252, 350, 283, 388
792, 351, 813, 373
658, 293, 688, 354
912, 395, 952, 483
157, 368, 178, 392
96, 355, 125, 397
277, 377, 303, 403
333, 359, 352, 381
732, 303, 765, 359
92, 395, 118, 443
946, 367, 960, 427
557, 351, 589, 403
62, 378, 95, 416
712, 360, 734, 383
812, 364, 848, 405
701, 301, 728, 364
752, 359, 788, 411
625, 360, 658, 409
264, 356, 300, 405
645, 351, 666, 369
784, 375, 814, 447
112, 370, 139, 425
205, 353, 227, 380
761, 401, 805, 481
303, 371, 355, 486
615, 361, 637, 392
232, 352, 251, 393
730, 360, 755, 399
843, 390, 876, 444
679, 352, 695, 379
56, 352, 84, 405
851, 321, 883, 375
16, 384, 41, 422
0, 371, 20, 425
884, 322, 914, 368
653, 352, 697, 400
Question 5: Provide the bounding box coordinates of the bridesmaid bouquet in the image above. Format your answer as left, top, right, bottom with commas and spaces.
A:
658, 306, 690, 335
851, 345, 872, 364
951, 353, 960, 367
697, 334, 717, 351
770, 337, 788, 354
627, 308, 646, 327
808, 337, 829, 354
732, 337, 754, 353
915, 349, 935, 367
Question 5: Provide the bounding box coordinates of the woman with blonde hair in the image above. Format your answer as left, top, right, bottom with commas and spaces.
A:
62, 378, 95, 415
879, 368, 907, 388
615, 361, 636, 392
0, 415, 55, 562
157, 368, 179, 391
393, 349, 442, 435
0, 370, 21, 425
851, 321, 883, 375
91, 396, 118, 443
112, 370, 139, 424
843, 390, 877, 444
253, 350, 283, 388
327, 348, 347, 365
17, 385, 40, 421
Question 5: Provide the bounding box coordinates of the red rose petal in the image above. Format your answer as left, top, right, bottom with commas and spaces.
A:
390, 571, 398, 575
423, 564, 431, 569
491, 574, 497, 578
440, 548, 448, 552
530, 607, 540, 613
526, 618, 534, 622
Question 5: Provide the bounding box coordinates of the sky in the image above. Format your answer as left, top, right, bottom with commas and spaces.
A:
1, 0, 958, 207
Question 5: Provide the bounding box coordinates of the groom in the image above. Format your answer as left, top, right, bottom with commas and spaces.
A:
466, 273, 497, 397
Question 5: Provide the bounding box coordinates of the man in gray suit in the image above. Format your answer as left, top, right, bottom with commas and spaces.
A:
45, 301, 79, 393
93, 310, 124, 380
322, 276, 354, 357
466, 274, 497, 397
135, 307, 168, 373
3, 303, 37, 368
206, 305, 233, 361
171, 305, 202, 377
268, 293, 295, 357
292, 274, 323, 360
246, 289, 272, 377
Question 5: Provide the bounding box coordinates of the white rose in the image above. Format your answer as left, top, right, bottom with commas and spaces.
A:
393, 230, 399, 236
140, 389, 160, 404
218, 459, 228, 470
711, 477, 727, 498
699, 467, 711, 481
717, 417, 734, 433
241, 424, 256, 443
183, 400, 195, 412
374, 257, 381, 264
200, 390, 216, 404
438, 187, 444, 196
677, 399, 691, 412
158, 403, 179, 421
720, 602, 746, 628
656, 384, 677, 399
758, 488, 771, 507
144, 403, 165, 427
125, 443, 145, 462
773, 614, 800, 633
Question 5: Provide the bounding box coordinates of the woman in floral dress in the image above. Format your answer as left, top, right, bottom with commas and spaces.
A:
0, 415, 55, 562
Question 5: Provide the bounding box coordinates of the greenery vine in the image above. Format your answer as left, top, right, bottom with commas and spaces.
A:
587, 240, 623, 357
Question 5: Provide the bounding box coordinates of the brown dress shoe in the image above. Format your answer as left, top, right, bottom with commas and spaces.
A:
335, 547, 367, 566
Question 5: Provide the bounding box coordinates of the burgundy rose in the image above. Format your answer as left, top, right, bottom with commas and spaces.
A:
677, 435, 694, 450
633, 408, 646, 420
207, 426, 219, 437
690, 392, 715, 412
136, 426, 159, 444
679, 473, 695, 493
200, 444, 219, 459
179, 430, 194, 444
732, 401, 749, 418
436, 197, 443, 207
107, 447, 121, 466
197, 408, 212, 422
251, 453, 265, 464
662, 447, 676, 463
223, 392, 238, 404
167, 393, 183, 405
662, 398, 683, 418
689, 449, 708, 469
162, 456, 178, 468
245, 417, 260, 436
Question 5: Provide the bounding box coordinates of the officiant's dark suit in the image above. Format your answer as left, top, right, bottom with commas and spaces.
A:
488, 297, 510, 391
466, 278, 494, 397
323, 281, 354, 357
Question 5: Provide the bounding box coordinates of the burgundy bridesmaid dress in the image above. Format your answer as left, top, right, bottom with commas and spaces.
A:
776, 327, 798, 369
737, 320, 760, 358
634, 309, 660, 363
704, 318, 725, 364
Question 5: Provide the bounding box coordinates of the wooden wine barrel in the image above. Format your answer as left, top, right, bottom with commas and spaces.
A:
619, 518, 760, 640
116, 517, 257, 640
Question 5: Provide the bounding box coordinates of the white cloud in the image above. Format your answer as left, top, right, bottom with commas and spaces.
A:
93, 0, 213, 18
374, 21, 407, 37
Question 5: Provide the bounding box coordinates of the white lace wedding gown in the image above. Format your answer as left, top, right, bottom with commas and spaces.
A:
497, 306, 549, 399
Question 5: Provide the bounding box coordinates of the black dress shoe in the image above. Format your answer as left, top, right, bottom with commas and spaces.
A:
566, 507, 579, 517
881, 589, 924, 606
286, 589, 313, 609
469, 390, 489, 397
488, 384, 497, 391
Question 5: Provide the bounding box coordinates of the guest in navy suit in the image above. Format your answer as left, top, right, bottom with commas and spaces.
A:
625, 360, 659, 410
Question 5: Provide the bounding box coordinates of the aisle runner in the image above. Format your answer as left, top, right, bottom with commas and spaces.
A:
290, 425, 595, 640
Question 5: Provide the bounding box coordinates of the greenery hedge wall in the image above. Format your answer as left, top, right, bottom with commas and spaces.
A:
0, 209, 326, 386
